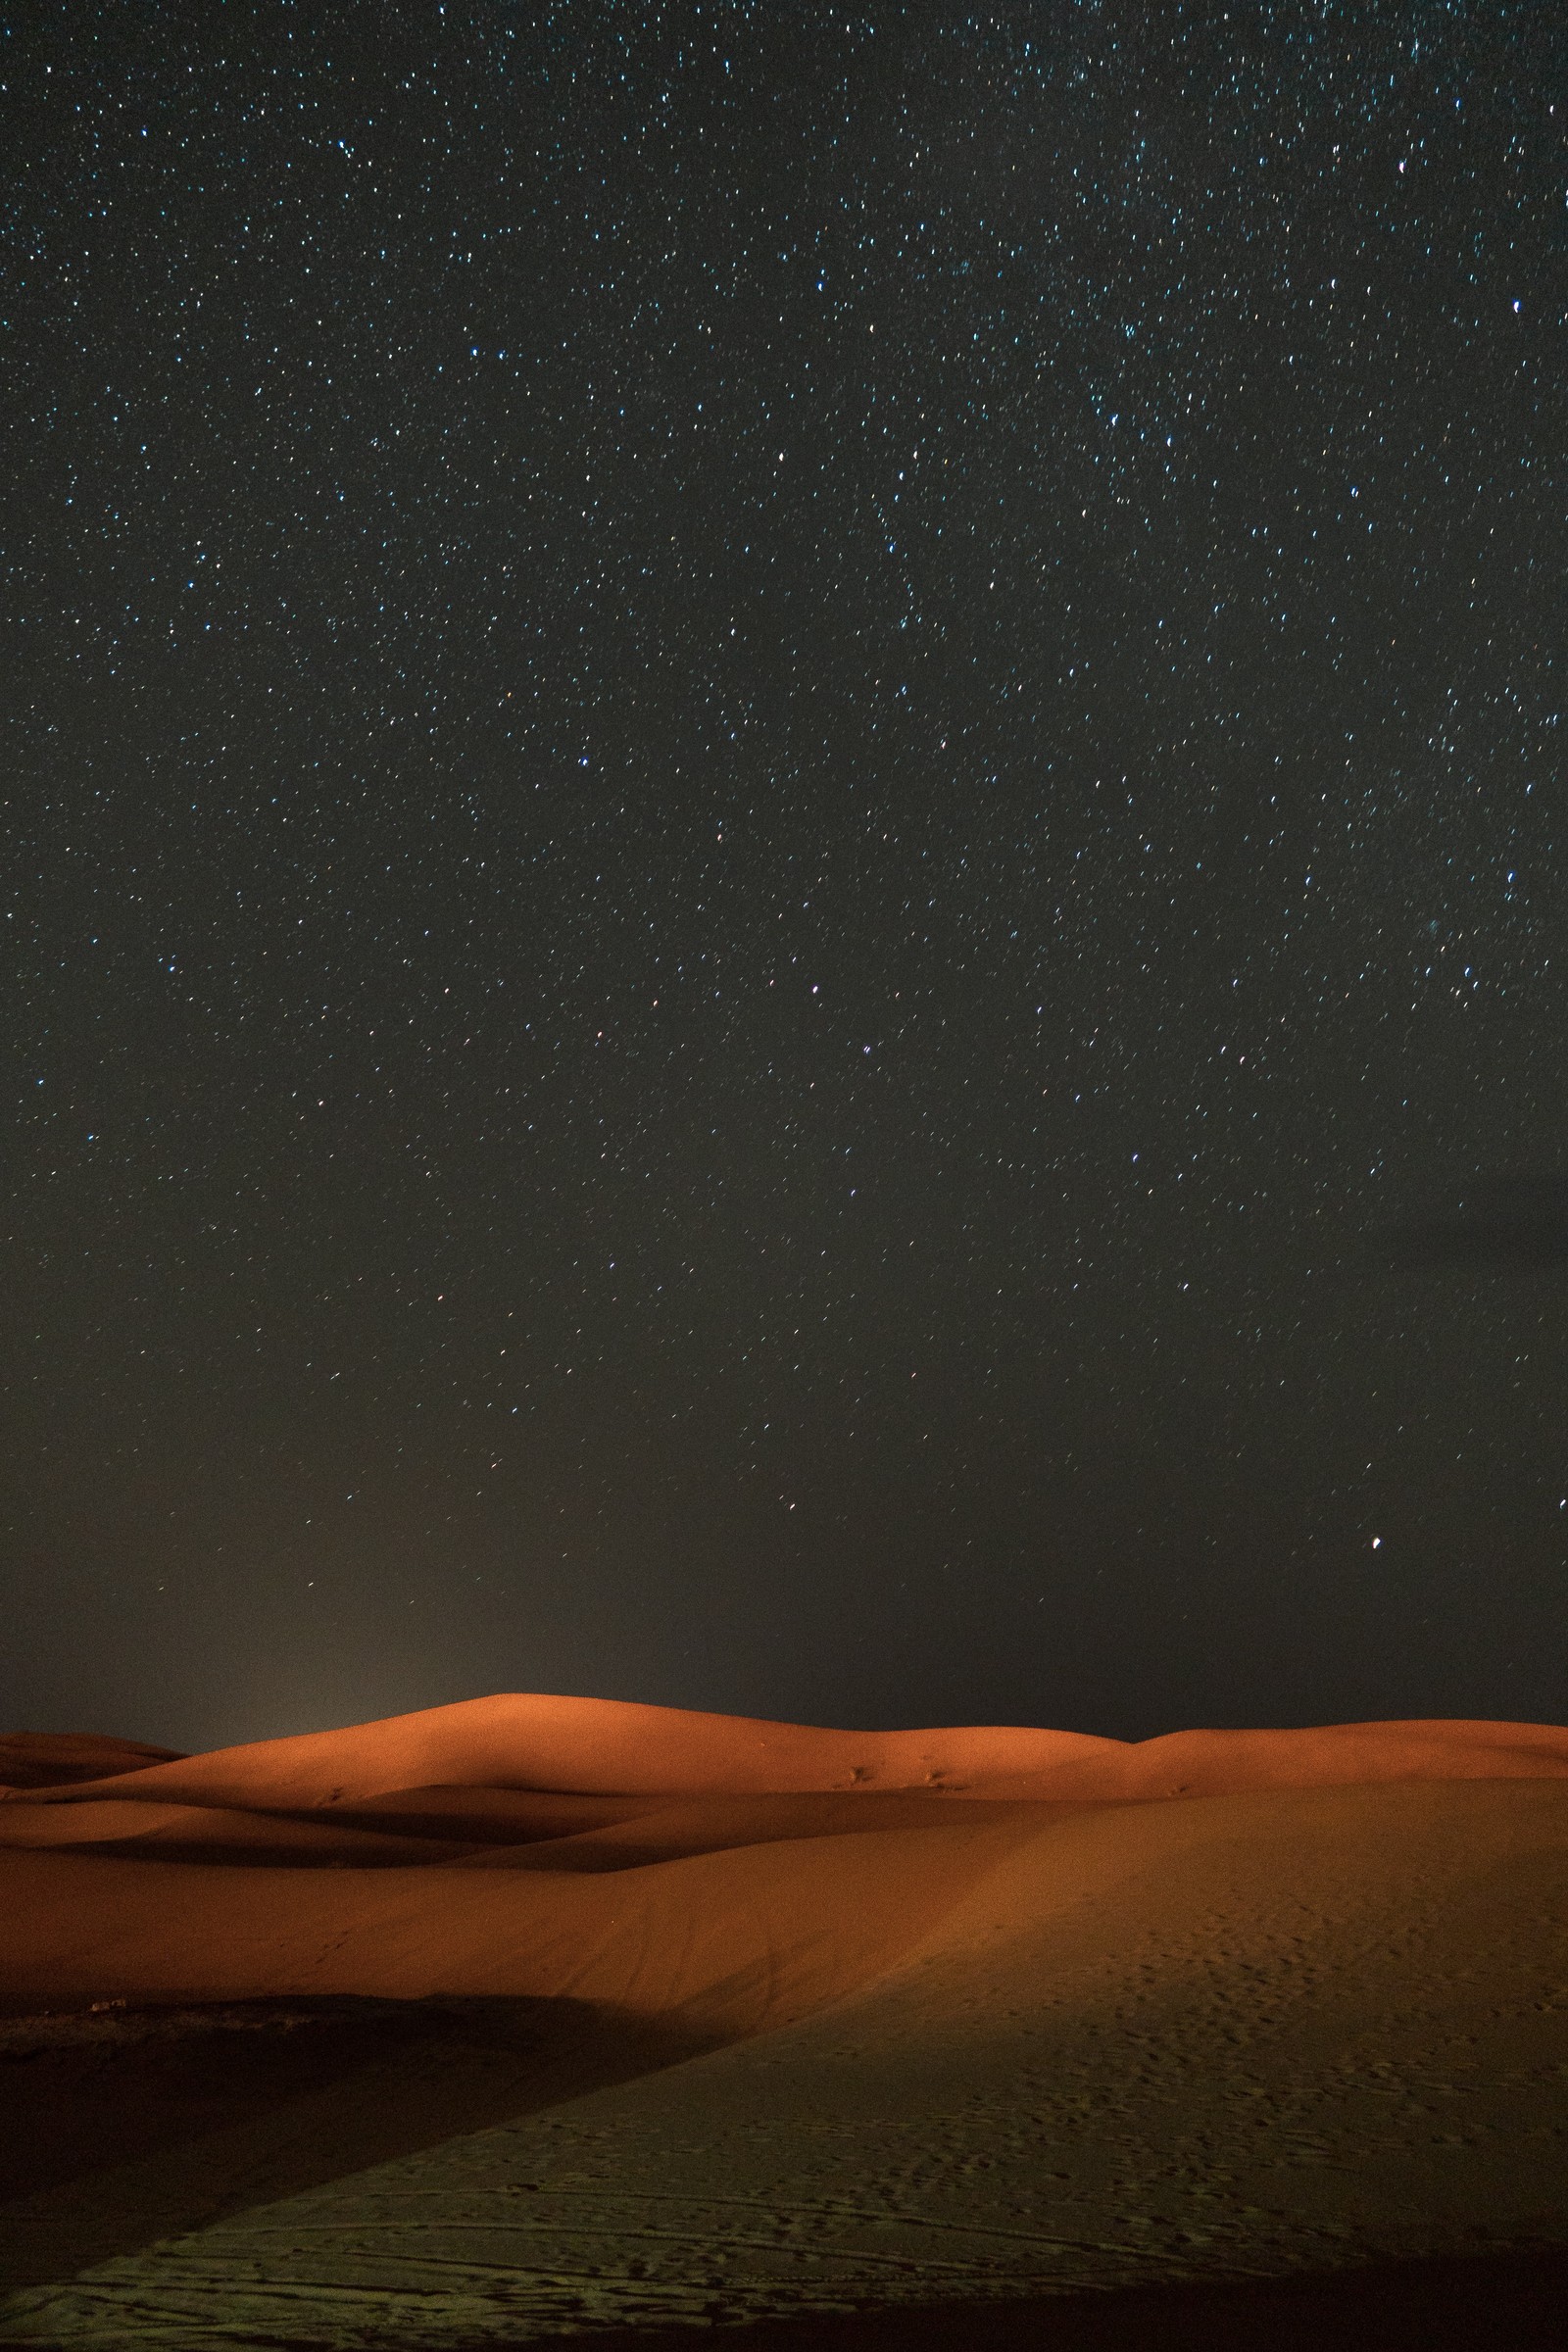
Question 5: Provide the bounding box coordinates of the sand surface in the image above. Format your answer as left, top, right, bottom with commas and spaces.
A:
1, 1698, 1566, 2348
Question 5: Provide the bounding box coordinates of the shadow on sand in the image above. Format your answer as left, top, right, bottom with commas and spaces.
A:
425, 2245, 1568, 2351
0, 1995, 718, 2297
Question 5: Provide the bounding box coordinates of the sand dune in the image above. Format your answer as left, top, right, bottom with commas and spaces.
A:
20, 1692, 1568, 1813
2, 1697, 1567, 2347
0, 1811, 1040, 2032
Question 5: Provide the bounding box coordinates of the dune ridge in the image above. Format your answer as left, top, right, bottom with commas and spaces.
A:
9, 1691, 1568, 1812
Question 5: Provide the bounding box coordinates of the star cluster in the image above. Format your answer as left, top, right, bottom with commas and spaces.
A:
5, 3, 1566, 1746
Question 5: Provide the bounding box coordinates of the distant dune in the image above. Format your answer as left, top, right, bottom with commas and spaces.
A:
12, 1690, 1568, 1810
2, 1696, 1567, 2348
0, 1734, 186, 1791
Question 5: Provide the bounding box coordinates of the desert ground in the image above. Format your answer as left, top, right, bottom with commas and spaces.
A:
1, 1697, 1566, 2349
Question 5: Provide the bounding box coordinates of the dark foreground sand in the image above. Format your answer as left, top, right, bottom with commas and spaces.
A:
511, 2248, 1568, 2350
1, 1698, 1566, 2348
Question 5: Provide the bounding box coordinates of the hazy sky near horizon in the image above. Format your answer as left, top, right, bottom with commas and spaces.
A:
5, 1, 1567, 1753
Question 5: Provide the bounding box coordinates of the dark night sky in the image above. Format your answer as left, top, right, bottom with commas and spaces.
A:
5, 2, 1566, 1753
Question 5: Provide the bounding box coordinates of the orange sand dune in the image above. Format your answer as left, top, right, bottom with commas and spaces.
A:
3, 1771, 1567, 2345
16, 1690, 1568, 1813
0, 1781, 1102, 1871
3, 1697, 1568, 2347
0, 1810, 1043, 2032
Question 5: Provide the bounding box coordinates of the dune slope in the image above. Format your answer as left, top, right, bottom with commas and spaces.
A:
2, 1698, 1567, 2347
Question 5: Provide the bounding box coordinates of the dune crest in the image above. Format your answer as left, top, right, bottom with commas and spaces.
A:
11, 1691, 1568, 1813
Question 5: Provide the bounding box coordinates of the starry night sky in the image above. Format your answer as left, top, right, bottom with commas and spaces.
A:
5, 2, 1567, 1752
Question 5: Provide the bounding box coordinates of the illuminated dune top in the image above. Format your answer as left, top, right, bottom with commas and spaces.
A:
8, 1691, 1568, 1811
